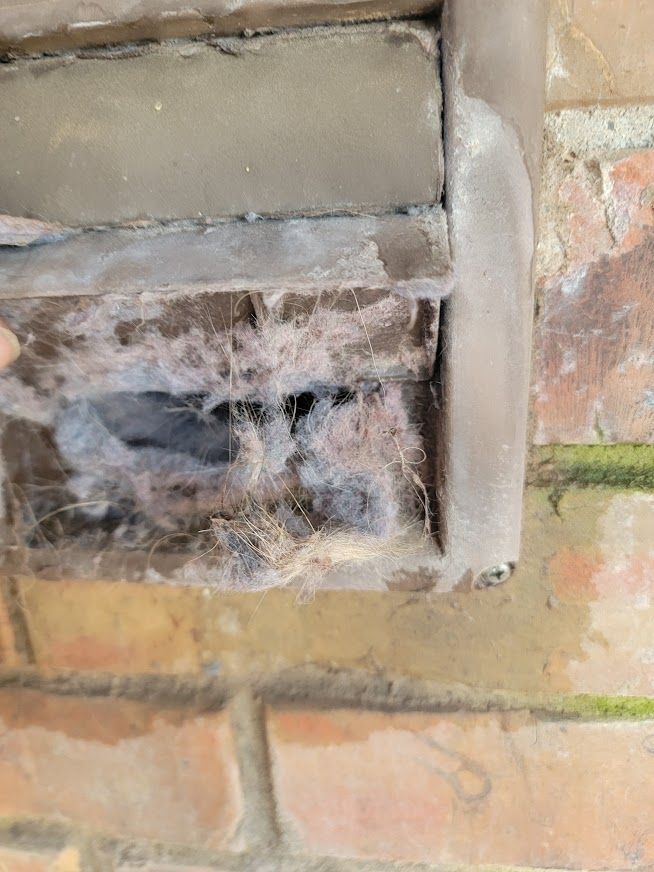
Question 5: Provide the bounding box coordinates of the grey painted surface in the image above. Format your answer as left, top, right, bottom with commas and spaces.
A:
440, 0, 548, 585
0, 0, 442, 52
0, 209, 452, 301
0, 24, 442, 226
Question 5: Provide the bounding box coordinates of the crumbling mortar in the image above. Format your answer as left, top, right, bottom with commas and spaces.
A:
0, 817, 506, 872
230, 689, 281, 851
0, 818, 243, 871
0, 819, 71, 856
2, 666, 654, 721
0, 668, 232, 709
0, 576, 35, 665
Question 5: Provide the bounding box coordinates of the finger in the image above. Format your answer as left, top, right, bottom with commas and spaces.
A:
0, 321, 20, 369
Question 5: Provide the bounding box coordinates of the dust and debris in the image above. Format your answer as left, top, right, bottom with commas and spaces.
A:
0, 213, 72, 247
0, 288, 436, 590
211, 502, 420, 600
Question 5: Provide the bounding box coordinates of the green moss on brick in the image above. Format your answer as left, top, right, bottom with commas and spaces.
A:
530, 444, 654, 489
551, 694, 654, 720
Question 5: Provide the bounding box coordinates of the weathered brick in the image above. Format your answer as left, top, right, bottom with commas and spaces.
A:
0, 847, 84, 871
534, 139, 654, 443
118, 866, 218, 872
0, 578, 21, 668
547, 0, 654, 108
15, 487, 654, 696
19, 580, 204, 674
0, 847, 54, 871
544, 490, 654, 695
268, 707, 654, 868
0, 689, 243, 848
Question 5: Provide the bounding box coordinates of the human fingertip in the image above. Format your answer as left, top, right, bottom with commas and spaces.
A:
0, 326, 20, 369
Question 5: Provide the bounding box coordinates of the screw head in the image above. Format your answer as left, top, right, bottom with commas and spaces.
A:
475, 562, 514, 588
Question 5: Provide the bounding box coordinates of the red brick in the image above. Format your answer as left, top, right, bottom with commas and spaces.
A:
0, 847, 83, 871
545, 491, 654, 695
0, 847, 54, 871
0, 689, 243, 848
534, 149, 654, 443
268, 707, 654, 869
556, 161, 613, 271
18, 580, 204, 675
547, 0, 654, 108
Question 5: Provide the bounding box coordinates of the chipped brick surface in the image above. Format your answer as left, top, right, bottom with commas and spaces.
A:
547, 0, 654, 107
0, 689, 243, 848
534, 137, 654, 443
268, 707, 654, 869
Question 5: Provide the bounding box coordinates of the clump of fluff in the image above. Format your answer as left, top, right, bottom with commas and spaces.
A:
211, 384, 429, 591
295, 385, 426, 537
0, 294, 404, 416
0, 291, 429, 424
9, 380, 430, 587
211, 502, 416, 599
1, 292, 432, 586
55, 398, 302, 533
230, 404, 296, 487
55, 398, 230, 530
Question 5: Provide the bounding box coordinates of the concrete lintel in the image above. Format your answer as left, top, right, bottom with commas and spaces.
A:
0, 209, 452, 302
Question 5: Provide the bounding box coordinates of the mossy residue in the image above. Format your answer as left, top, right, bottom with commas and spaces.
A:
530, 444, 654, 490
548, 694, 654, 720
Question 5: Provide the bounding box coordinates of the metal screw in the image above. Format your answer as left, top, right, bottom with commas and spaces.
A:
475, 562, 514, 588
